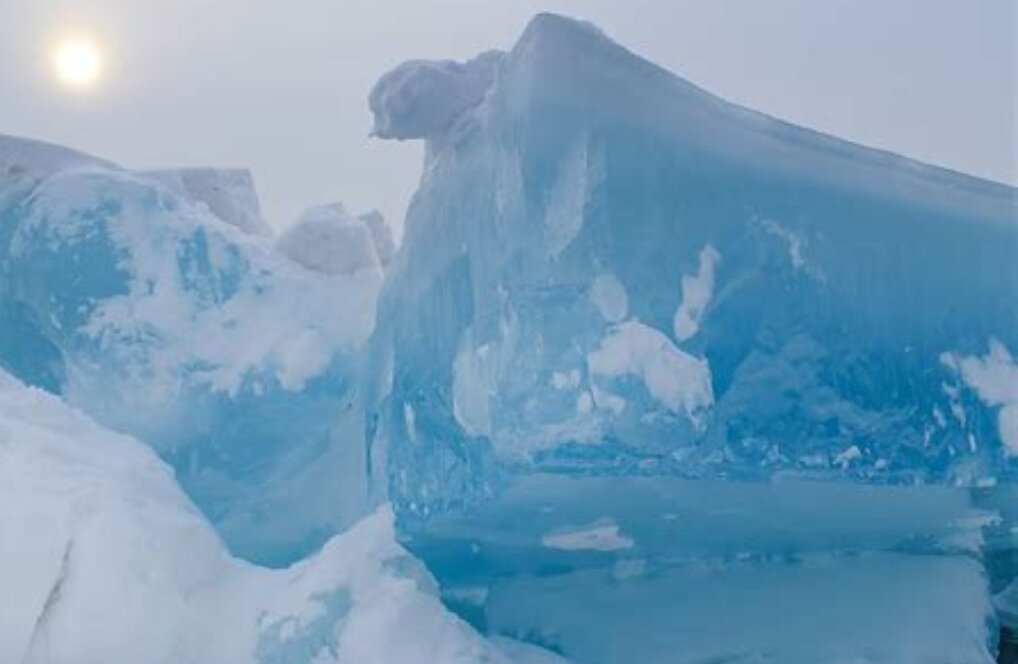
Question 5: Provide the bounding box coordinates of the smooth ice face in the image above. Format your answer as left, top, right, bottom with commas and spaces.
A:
0, 370, 564, 664
0, 134, 381, 565
367, 13, 1018, 526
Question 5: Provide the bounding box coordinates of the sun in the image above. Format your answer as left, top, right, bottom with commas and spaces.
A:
53, 38, 104, 89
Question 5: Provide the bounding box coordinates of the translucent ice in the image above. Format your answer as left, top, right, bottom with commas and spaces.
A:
364, 13, 1016, 661
0, 134, 380, 564
366, 13, 1018, 527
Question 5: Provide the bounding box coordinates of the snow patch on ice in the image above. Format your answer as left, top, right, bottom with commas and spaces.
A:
942, 339, 1018, 456
142, 168, 271, 236
589, 273, 628, 323
542, 520, 634, 552
673, 245, 720, 342
369, 51, 503, 141
277, 203, 382, 276
588, 321, 713, 421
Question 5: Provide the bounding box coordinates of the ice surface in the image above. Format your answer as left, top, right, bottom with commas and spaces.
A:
360, 209, 397, 267
0, 135, 381, 565
363, 12, 1016, 661
408, 473, 1002, 663
0, 369, 567, 664
367, 13, 1018, 529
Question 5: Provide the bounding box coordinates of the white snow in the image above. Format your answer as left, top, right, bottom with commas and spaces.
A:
941, 339, 1018, 456
369, 51, 503, 140
588, 320, 713, 421
16, 168, 381, 401
0, 370, 533, 664
277, 203, 383, 276
542, 520, 634, 552
589, 273, 628, 323
0, 133, 112, 186
142, 168, 272, 236
673, 245, 720, 342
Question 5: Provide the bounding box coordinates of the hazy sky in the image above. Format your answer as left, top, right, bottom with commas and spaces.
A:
1, 0, 1015, 234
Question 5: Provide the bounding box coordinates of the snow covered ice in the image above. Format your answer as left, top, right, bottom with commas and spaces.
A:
0, 370, 557, 664
1, 11, 1016, 664
0, 133, 384, 565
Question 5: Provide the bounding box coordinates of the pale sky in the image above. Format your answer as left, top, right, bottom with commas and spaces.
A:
1, 0, 1015, 234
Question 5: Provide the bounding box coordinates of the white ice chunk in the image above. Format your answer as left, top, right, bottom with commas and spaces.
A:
673, 245, 720, 342
277, 203, 382, 276
369, 52, 503, 140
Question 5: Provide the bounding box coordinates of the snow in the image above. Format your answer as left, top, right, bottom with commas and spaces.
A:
587, 320, 713, 421
942, 339, 1018, 456
142, 168, 272, 236
369, 51, 503, 140
542, 521, 634, 552
277, 203, 383, 276
0, 369, 539, 664
672, 245, 720, 342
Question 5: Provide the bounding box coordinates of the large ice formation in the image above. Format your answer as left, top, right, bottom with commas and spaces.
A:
0, 133, 381, 565
367, 13, 1017, 526
363, 13, 1016, 662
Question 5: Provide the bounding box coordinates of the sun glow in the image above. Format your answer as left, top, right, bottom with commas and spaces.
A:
53, 38, 104, 89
